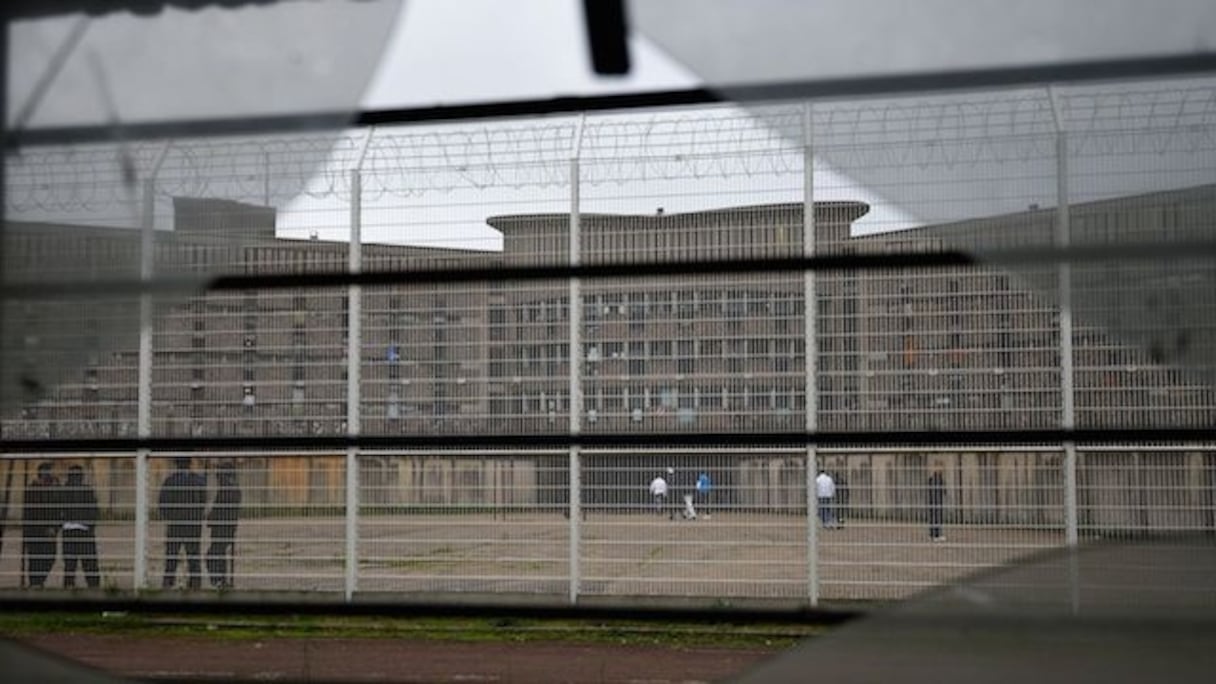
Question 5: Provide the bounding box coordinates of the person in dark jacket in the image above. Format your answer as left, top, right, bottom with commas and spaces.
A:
205, 461, 242, 589
60, 465, 101, 589
22, 462, 60, 587
158, 457, 207, 589
928, 467, 946, 542
835, 471, 850, 527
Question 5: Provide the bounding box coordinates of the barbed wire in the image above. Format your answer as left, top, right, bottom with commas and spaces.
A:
5, 84, 1215, 212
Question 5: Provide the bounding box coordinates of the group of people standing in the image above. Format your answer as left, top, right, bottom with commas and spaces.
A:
22, 462, 102, 588
817, 466, 948, 540
648, 468, 712, 520
18, 458, 241, 590
158, 458, 241, 590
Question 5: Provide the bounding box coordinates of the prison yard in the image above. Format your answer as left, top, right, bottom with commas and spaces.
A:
11, 424, 1208, 607
2, 444, 1212, 605
1, 510, 1066, 602
3, 89, 1215, 615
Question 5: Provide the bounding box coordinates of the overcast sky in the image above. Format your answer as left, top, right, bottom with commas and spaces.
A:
11, 0, 1210, 248
362, 0, 696, 108
279, 0, 914, 249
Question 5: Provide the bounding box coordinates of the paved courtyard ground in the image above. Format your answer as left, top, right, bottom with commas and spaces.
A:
0, 512, 1063, 604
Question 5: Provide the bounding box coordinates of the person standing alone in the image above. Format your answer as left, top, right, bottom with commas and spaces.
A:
649, 469, 671, 517
815, 470, 836, 529
60, 465, 101, 589
159, 458, 207, 589
834, 471, 850, 527
928, 467, 946, 542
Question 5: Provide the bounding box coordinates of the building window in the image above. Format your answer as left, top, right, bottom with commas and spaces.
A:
725, 290, 745, 318
677, 291, 695, 320
489, 307, 506, 341
605, 342, 624, 359
490, 348, 507, 378
584, 294, 601, 321
653, 292, 672, 318
676, 339, 695, 375
629, 292, 646, 333
727, 339, 746, 373
628, 341, 646, 376
701, 290, 722, 318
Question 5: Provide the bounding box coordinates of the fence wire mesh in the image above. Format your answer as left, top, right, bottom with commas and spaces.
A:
0, 448, 1212, 602
3, 80, 1216, 606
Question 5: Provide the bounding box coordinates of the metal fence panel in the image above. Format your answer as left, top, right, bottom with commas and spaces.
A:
817, 450, 1065, 601
3, 84, 1216, 609
357, 452, 569, 595
1, 448, 1215, 602
579, 451, 810, 600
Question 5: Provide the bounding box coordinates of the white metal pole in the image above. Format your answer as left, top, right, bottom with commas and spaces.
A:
1048, 89, 1079, 550
1049, 88, 1081, 615
134, 447, 149, 591
135, 144, 171, 592
567, 115, 586, 604
1064, 442, 1078, 547
134, 173, 157, 592
347, 173, 363, 423
569, 447, 581, 604
344, 446, 358, 601
803, 103, 820, 608
344, 154, 367, 602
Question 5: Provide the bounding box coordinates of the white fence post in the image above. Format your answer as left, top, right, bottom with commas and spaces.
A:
568, 115, 586, 605
136, 144, 173, 592
134, 449, 149, 591
1049, 88, 1082, 615
803, 103, 820, 608
344, 131, 372, 602
134, 170, 159, 592
1048, 88, 1079, 550
569, 447, 582, 604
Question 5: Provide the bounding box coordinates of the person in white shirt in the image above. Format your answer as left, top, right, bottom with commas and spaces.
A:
815, 470, 836, 528
649, 469, 671, 517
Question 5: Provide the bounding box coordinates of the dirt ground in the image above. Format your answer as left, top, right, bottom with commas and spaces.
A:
17, 632, 781, 684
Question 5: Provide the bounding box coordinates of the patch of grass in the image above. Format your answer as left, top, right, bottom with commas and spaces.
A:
0, 610, 826, 650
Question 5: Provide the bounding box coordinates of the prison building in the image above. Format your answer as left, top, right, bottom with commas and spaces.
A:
7, 188, 1213, 440
2, 186, 1214, 528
